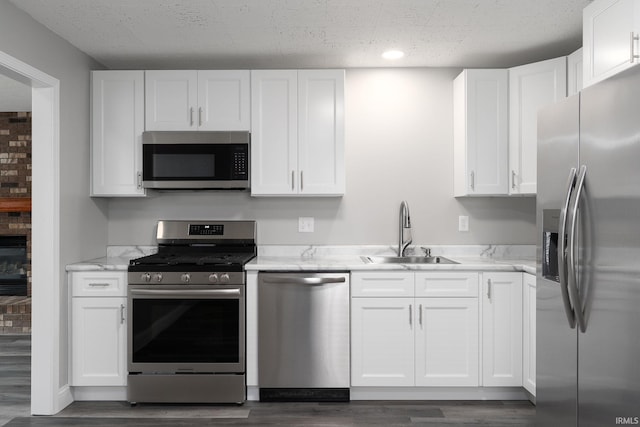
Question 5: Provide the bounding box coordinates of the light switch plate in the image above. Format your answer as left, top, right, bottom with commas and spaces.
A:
298, 217, 315, 233
458, 215, 469, 232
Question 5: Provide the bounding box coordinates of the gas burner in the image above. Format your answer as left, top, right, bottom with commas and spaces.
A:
128, 220, 256, 281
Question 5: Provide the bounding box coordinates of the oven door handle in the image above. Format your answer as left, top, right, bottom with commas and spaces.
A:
129, 289, 241, 297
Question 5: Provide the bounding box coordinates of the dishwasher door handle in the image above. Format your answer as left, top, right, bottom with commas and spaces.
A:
261, 275, 346, 285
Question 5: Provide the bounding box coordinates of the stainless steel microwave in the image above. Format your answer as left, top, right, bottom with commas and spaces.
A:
141, 131, 250, 190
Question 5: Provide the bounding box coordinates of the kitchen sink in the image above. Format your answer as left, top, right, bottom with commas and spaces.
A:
361, 255, 458, 265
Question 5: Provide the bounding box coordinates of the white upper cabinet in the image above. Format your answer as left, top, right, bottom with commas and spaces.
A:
568, 48, 584, 96
145, 70, 250, 131
297, 70, 346, 195
251, 69, 345, 196
453, 69, 509, 196
91, 70, 145, 197
198, 70, 251, 131
583, 0, 640, 88
250, 70, 298, 195
508, 56, 567, 195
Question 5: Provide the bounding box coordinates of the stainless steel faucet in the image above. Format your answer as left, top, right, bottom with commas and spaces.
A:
398, 200, 412, 256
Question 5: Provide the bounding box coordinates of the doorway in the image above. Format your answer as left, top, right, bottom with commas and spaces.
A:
0, 50, 62, 415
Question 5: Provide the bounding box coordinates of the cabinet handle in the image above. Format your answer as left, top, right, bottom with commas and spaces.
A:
300, 171, 304, 192
419, 304, 423, 327
190, 107, 194, 126
88, 283, 110, 287
470, 171, 475, 191
631, 32, 640, 63
137, 171, 142, 189
487, 278, 492, 301
512, 170, 517, 190
291, 171, 295, 191
409, 304, 412, 326
120, 304, 125, 324
198, 107, 203, 126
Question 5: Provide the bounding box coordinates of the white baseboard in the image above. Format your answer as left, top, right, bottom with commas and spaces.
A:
350, 386, 528, 401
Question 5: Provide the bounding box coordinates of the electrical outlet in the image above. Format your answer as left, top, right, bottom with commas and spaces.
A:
458, 215, 469, 232
298, 217, 315, 233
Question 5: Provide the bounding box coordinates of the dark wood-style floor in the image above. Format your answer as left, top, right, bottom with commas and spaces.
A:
0, 335, 535, 426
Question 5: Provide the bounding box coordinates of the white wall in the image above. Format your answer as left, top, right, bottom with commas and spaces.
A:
0, 0, 107, 391
0, 74, 31, 111
107, 68, 536, 246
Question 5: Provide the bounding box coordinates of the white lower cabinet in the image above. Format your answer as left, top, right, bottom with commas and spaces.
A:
522, 272, 536, 396
415, 297, 479, 386
351, 297, 415, 386
70, 272, 127, 387
351, 271, 479, 387
481, 272, 523, 387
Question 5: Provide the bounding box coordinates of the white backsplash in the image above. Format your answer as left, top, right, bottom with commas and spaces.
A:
256, 244, 535, 260
106, 245, 157, 259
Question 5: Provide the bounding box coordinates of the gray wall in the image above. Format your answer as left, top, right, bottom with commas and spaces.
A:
0, 0, 107, 387
108, 68, 536, 246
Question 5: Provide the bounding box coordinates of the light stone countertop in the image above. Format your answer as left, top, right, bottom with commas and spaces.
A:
65, 246, 156, 272
66, 244, 536, 275
245, 255, 535, 275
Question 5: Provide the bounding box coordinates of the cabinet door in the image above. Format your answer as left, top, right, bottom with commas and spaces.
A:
297, 70, 345, 196
583, 0, 640, 88
522, 273, 536, 396
453, 69, 509, 196
145, 70, 198, 130
197, 70, 250, 131
71, 297, 127, 386
567, 48, 584, 96
415, 297, 479, 387
91, 71, 145, 197
509, 57, 566, 195
481, 272, 523, 387
250, 70, 298, 195
351, 298, 414, 386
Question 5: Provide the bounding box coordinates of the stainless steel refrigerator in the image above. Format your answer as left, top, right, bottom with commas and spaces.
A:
537, 66, 640, 426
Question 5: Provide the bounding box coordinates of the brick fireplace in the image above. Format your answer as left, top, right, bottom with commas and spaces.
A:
0, 112, 32, 334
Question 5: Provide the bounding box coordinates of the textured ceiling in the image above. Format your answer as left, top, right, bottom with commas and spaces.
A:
9, 0, 590, 69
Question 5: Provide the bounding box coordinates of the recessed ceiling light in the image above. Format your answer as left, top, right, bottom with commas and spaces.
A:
382, 50, 405, 60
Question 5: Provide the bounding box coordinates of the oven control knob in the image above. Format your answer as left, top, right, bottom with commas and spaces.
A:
153, 273, 163, 282
141, 273, 151, 282
181, 273, 191, 283
208, 273, 219, 283
220, 273, 230, 283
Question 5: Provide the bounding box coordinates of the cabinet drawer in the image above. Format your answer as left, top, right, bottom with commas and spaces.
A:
414, 272, 479, 297
351, 272, 414, 297
70, 271, 127, 297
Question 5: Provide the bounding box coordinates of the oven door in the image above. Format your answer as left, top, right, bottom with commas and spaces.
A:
128, 285, 245, 374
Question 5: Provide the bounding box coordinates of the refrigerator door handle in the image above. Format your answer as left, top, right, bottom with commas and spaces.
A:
568, 164, 588, 333
558, 167, 577, 329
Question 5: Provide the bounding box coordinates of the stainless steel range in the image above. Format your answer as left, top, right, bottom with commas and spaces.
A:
127, 220, 256, 404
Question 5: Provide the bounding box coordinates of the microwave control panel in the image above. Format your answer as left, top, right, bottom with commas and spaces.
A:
232, 148, 248, 179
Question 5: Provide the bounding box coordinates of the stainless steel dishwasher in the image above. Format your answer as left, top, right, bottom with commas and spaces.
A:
258, 272, 350, 402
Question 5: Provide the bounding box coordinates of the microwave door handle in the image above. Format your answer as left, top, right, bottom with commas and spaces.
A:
558, 167, 577, 329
